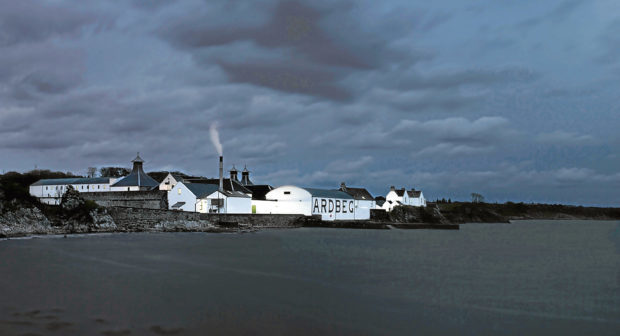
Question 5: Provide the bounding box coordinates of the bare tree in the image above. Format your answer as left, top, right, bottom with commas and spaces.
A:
87, 167, 97, 178
471, 193, 485, 203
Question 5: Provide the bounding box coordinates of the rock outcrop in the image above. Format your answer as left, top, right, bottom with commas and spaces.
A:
0, 207, 53, 237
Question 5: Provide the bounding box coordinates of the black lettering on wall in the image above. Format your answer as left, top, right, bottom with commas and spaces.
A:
313, 199, 319, 213
349, 201, 354, 213
343, 200, 347, 213
328, 200, 334, 212
336, 200, 341, 212
321, 199, 327, 213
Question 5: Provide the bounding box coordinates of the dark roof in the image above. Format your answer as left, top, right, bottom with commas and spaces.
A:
304, 188, 354, 199
244, 185, 273, 200
193, 178, 252, 194
185, 183, 219, 198
395, 189, 405, 197
376, 199, 385, 206
340, 186, 374, 200
112, 169, 159, 188
171, 202, 185, 209
32, 177, 113, 186
407, 190, 422, 198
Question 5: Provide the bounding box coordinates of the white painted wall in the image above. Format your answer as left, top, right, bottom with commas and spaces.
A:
251, 200, 280, 214
167, 183, 198, 212
264, 186, 313, 216
159, 173, 180, 191
29, 179, 117, 205
264, 185, 367, 221
311, 197, 357, 220
353, 199, 374, 220
224, 196, 252, 214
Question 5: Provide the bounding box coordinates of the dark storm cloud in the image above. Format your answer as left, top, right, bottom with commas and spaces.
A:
0, 44, 85, 100
0, 0, 94, 46
0, 0, 617, 205
157, 0, 398, 99
219, 61, 352, 101
160, 0, 376, 69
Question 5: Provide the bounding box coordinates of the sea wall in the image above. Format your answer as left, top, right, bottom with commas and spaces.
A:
107, 207, 306, 230
198, 213, 308, 228
81, 191, 167, 210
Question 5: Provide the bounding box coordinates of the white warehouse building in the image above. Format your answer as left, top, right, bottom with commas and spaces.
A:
253, 185, 370, 221
167, 182, 252, 214
29, 177, 118, 205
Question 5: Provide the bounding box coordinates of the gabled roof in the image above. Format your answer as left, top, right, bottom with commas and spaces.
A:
395, 189, 405, 197
32, 177, 113, 186
192, 178, 252, 194
407, 190, 422, 198
376, 199, 385, 206
304, 188, 354, 199
185, 183, 220, 198
340, 186, 374, 200
244, 184, 273, 200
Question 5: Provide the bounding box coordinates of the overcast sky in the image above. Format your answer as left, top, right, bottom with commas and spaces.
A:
1, 0, 619, 205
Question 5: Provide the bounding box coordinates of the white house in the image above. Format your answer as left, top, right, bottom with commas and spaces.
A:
29, 177, 118, 205
407, 189, 427, 207
254, 185, 367, 221
383, 186, 426, 211
167, 182, 251, 213
110, 153, 159, 191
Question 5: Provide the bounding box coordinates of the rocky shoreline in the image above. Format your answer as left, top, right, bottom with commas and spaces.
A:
2, 185, 619, 238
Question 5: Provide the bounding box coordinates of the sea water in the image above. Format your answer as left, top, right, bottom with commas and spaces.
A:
0, 220, 619, 335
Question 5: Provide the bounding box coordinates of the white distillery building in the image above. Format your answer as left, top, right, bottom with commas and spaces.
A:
338, 182, 376, 220
167, 182, 252, 214
253, 185, 369, 221
110, 153, 159, 191
29, 177, 118, 205
383, 186, 426, 211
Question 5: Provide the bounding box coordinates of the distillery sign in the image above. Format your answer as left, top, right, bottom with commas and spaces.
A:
312, 198, 354, 215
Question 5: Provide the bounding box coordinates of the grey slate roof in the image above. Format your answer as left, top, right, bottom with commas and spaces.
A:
112, 171, 159, 188
193, 178, 252, 194
304, 188, 354, 199
407, 190, 422, 198
185, 183, 219, 198
32, 177, 112, 186
340, 186, 374, 200
395, 189, 406, 197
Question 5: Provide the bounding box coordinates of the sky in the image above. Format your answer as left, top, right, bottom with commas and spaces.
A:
0, 0, 619, 206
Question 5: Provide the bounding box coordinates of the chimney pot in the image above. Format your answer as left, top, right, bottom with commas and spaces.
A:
390, 186, 395, 191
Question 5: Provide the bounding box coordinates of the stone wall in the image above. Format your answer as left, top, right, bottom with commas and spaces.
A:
107, 207, 306, 230
81, 190, 167, 209
199, 213, 307, 228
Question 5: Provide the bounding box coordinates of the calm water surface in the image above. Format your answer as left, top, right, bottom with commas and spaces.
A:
1, 220, 619, 335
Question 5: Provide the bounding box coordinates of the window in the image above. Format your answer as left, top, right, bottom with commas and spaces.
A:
178, 188, 182, 195
98, 185, 100, 189
46, 186, 48, 190
284, 191, 291, 195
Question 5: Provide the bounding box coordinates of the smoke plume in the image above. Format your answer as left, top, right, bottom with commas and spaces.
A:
209, 123, 223, 156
